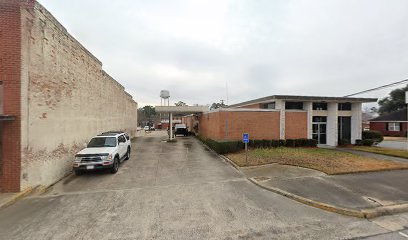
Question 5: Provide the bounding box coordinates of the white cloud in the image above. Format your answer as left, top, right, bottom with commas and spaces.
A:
39, 0, 408, 107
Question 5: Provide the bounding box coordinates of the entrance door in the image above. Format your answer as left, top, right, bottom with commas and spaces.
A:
312, 116, 327, 144
338, 117, 351, 143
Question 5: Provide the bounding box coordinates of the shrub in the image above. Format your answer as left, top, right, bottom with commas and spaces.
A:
308, 139, 318, 147
355, 139, 362, 146
361, 139, 374, 146
279, 140, 286, 147
254, 140, 263, 148
262, 139, 271, 148
362, 130, 384, 143
197, 136, 317, 153
285, 139, 296, 147
338, 138, 351, 146
204, 139, 244, 154
271, 140, 281, 147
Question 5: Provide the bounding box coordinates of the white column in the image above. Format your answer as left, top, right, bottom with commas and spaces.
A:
327, 103, 338, 146
169, 112, 173, 141
304, 102, 313, 139
279, 101, 286, 139
351, 103, 362, 144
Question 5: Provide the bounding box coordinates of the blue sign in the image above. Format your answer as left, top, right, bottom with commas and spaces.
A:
243, 133, 249, 143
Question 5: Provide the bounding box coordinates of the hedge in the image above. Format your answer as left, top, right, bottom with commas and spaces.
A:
197, 136, 317, 154
362, 130, 384, 143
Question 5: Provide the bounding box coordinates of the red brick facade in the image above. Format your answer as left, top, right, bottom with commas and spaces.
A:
198, 111, 281, 141
285, 112, 308, 139
0, 0, 23, 192
370, 122, 408, 137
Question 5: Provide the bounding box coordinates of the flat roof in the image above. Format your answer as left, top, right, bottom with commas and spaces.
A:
229, 95, 378, 108
155, 106, 209, 113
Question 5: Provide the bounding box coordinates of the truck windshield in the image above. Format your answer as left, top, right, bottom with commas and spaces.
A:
87, 137, 117, 148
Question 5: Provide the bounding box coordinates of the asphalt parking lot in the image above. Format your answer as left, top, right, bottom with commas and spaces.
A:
0, 131, 406, 239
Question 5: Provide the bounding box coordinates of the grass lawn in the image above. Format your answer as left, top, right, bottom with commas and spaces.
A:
351, 146, 408, 159
226, 147, 408, 175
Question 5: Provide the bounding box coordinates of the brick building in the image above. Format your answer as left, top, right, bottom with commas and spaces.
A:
0, 1, 138, 192
185, 95, 376, 146
370, 108, 407, 137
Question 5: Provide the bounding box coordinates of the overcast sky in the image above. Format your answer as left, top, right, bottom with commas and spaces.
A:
39, 0, 408, 107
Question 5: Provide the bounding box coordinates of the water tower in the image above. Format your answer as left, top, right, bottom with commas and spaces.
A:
160, 90, 170, 106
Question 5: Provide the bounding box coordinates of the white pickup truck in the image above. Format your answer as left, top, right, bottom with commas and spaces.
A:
73, 131, 131, 175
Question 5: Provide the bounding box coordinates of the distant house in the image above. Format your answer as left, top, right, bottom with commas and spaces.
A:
370, 108, 407, 137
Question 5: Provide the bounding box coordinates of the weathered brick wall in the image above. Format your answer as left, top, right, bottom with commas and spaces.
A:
199, 110, 280, 141
285, 111, 308, 139
0, 0, 23, 192
18, 2, 137, 190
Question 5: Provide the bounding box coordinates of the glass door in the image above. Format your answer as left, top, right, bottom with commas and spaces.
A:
312, 116, 327, 144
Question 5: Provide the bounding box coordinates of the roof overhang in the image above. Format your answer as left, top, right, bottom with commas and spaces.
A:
155, 106, 208, 114
229, 95, 378, 108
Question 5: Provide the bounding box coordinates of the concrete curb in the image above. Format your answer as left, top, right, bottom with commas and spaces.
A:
196, 138, 408, 219
196, 139, 241, 171
0, 186, 35, 210
248, 177, 408, 219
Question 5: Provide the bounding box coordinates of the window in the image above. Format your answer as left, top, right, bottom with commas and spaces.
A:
313, 116, 327, 123
313, 102, 327, 110
87, 137, 117, 148
262, 102, 275, 109
118, 135, 126, 143
388, 122, 401, 131
285, 102, 303, 110
338, 103, 352, 111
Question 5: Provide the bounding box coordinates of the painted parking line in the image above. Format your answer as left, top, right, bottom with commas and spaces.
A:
399, 232, 408, 238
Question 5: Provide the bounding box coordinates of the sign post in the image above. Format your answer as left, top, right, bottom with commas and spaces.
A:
243, 133, 249, 164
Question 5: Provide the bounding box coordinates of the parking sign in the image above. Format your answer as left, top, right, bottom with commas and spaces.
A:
243, 133, 249, 143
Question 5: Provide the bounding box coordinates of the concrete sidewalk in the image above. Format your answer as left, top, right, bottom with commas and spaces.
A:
242, 164, 408, 218
336, 148, 408, 163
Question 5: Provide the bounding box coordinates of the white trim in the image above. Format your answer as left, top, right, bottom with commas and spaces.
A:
312, 110, 328, 116
338, 111, 352, 117
370, 121, 408, 123
285, 110, 307, 113
280, 102, 286, 139
388, 122, 401, 131
203, 108, 281, 114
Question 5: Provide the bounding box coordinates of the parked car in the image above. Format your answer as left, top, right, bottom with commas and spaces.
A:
143, 126, 150, 131
149, 126, 155, 131
73, 132, 131, 175
174, 124, 188, 136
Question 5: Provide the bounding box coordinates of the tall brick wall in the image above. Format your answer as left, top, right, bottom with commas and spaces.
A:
0, 0, 23, 192
198, 110, 280, 141
285, 111, 308, 139
16, 2, 137, 190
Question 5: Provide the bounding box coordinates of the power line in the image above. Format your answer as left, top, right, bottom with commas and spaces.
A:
344, 79, 408, 97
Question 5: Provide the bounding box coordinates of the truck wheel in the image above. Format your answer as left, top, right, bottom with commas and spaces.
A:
125, 148, 130, 160
74, 170, 83, 176
110, 157, 119, 174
